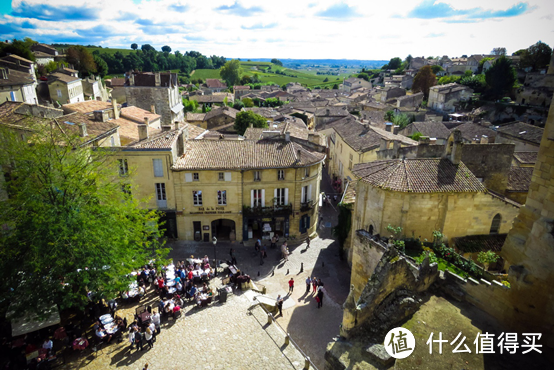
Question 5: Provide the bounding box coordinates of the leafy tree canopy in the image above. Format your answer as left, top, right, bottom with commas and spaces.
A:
220, 59, 243, 86
491, 47, 507, 56
234, 111, 268, 135
431, 65, 443, 74
131, 43, 138, 50
412, 65, 436, 100
0, 38, 35, 61
519, 41, 552, 71
485, 56, 517, 99
271, 58, 283, 66
0, 123, 166, 316
141, 44, 155, 52
66, 45, 97, 77
161, 45, 171, 53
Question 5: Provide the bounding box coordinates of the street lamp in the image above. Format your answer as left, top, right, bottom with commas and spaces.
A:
212, 236, 218, 277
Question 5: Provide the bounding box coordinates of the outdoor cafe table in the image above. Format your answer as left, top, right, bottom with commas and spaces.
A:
72, 337, 88, 351
187, 258, 202, 265
192, 269, 210, 278
166, 280, 176, 287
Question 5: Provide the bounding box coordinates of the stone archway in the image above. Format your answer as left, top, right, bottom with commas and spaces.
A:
211, 219, 236, 241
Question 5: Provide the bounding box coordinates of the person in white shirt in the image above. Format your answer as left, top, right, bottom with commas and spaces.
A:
128, 327, 135, 350
42, 339, 53, 354
151, 310, 161, 334
145, 326, 154, 349
148, 322, 156, 341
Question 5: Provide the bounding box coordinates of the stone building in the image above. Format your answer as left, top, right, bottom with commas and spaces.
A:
0, 67, 37, 104
184, 106, 239, 130
47, 70, 83, 104
171, 133, 325, 242
428, 83, 473, 113
399, 121, 451, 144
341, 78, 372, 92
496, 121, 543, 152
349, 132, 520, 264
125, 71, 184, 125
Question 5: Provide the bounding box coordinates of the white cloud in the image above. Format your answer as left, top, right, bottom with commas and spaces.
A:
0, 0, 552, 59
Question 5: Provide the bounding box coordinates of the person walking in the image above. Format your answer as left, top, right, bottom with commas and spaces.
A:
288, 278, 294, 293
143, 364, 149, 370
281, 242, 289, 261
229, 248, 237, 265
305, 276, 312, 293
145, 326, 154, 349
151, 310, 161, 334
128, 327, 135, 351
270, 235, 277, 249
317, 285, 325, 308
134, 328, 143, 351
276, 295, 284, 316
312, 277, 318, 294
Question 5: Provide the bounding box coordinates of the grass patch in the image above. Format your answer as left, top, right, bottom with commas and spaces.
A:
86, 47, 135, 56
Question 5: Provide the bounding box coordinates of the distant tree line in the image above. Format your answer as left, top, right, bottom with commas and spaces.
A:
93, 45, 226, 76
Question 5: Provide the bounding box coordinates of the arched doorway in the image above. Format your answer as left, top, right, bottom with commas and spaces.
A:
211, 219, 236, 241
490, 214, 501, 234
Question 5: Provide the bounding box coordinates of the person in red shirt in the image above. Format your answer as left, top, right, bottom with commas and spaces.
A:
288, 278, 294, 293
187, 269, 193, 280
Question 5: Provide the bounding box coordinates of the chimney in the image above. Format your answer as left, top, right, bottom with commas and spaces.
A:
444, 130, 463, 165
385, 123, 392, 132
154, 72, 161, 87
285, 132, 290, 141
393, 125, 400, 135
480, 135, 488, 144
138, 124, 148, 141
150, 105, 156, 114
174, 121, 180, 130
93, 110, 109, 122
113, 98, 120, 119
380, 138, 388, 150
161, 125, 172, 131
78, 122, 88, 137
419, 136, 430, 145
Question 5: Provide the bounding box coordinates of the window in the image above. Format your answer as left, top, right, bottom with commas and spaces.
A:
277, 170, 285, 180
490, 214, 501, 234
254, 171, 261, 181
193, 190, 203, 206
275, 188, 288, 206
251, 189, 264, 207
301, 184, 313, 203
217, 190, 227, 205
348, 153, 353, 170
153, 159, 164, 177
56, 89, 62, 98
193, 173, 199, 181
340, 143, 343, 154
118, 159, 128, 176
219, 172, 224, 181
155, 183, 166, 208
305, 167, 310, 178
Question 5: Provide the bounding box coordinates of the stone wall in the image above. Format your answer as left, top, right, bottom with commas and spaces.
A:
460, 143, 515, 193
349, 230, 387, 298
205, 114, 235, 129
126, 86, 183, 125
396, 92, 423, 108
14, 103, 63, 118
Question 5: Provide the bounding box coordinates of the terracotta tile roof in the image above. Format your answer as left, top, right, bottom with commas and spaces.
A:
186, 112, 206, 121
0, 54, 34, 65
58, 112, 118, 143
243, 118, 311, 141
47, 72, 80, 84
453, 234, 507, 253
173, 140, 325, 171
190, 95, 227, 103
401, 121, 452, 140
513, 151, 537, 165
497, 121, 544, 145
0, 101, 24, 122
111, 117, 161, 146
205, 79, 227, 88
352, 158, 486, 193
63, 101, 113, 114
185, 123, 208, 139
234, 85, 251, 90
506, 167, 533, 192
453, 123, 497, 142
204, 106, 238, 121
120, 106, 161, 123
0, 68, 35, 87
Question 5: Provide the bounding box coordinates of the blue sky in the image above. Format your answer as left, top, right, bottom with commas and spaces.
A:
1, 0, 553, 59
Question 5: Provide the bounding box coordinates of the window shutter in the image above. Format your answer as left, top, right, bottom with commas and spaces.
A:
251, 189, 254, 208
185, 173, 192, 182
284, 188, 289, 205
224, 172, 232, 181
153, 159, 163, 177
308, 184, 313, 201
274, 189, 277, 205
261, 189, 265, 207
301, 187, 306, 204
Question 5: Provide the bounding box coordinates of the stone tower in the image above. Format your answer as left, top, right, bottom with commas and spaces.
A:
547, 50, 554, 75
501, 93, 554, 348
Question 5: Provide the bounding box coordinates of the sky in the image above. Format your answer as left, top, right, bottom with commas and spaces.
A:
0, 0, 553, 60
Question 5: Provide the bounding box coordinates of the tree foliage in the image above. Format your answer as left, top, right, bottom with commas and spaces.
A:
131, 43, 138, 50
0, 123, 166, 316
161, 45, 172, 53
382, 57, 402, 70
459, 74, 486, 93
0, 38, 35, 61
477, 57, 494, 74
412, 65, 436, 100
519, 41, 552, 71
271, 58, 283, 66
485, 56, 517, 99
491, 47, 507, 56
233, 111, 268, 135
66, 45, 97, 76
431, 65, 443, 74
242, 97, 254, 107
220, 59, 243, 86
93, 54, 108, 77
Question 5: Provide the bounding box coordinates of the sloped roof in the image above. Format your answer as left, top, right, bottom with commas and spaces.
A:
0, 68, 35, 87
402, 121, 451, 140
205, 79, 227, 88
513, 151, 538, 165
47, 72, 80, 84
186, 112, 206, 121
63, 101, 113, 114
204, 106, 238, 121
497, 121, 544, 145
453, 123, 497, 142
332, 119, 416, 152
127, 128, 181, 149
506, 167, 533, 192
173, 140, 325, 170
120, 106, 161, 123
352, 158, 486, 193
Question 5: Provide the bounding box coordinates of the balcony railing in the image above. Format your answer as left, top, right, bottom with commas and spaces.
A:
243, 204, 292, 218
300, 200, 315, 212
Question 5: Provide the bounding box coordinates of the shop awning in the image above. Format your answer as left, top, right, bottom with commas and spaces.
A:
10, 304, 60, 337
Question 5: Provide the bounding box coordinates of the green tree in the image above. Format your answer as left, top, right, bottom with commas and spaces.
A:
459, 74, 486, 93
387, 57, 402, 70
233, 100, 245, 110
0, 39, 35, 61
405, 54, 413, 66
141, 44, 155, 52
233, 111, 268, 135
438, 75, 461, 85
358, 72, 369, 81
520, 41, 552, 71
431, 65, 443, 74
242, 97, 254, 107
271, 58, 283, 66
161, 45, 172, 53
409, 132, 423, 141
485, 56, 517, 99
323, 77, 329, 82
477, 57, 494, 74
332, 83, 339, 89
220, 59, 243, 86
491, 47, 507, 56
131, 43, 138, 50
412, 65, 436, 100
66, 45, 97, 76
93, 55, 108, 77
0, 122, 166, 316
